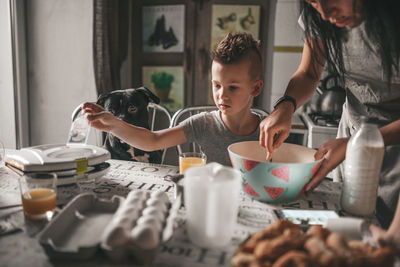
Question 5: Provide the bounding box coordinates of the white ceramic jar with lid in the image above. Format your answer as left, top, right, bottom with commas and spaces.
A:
341, 117, 384, 217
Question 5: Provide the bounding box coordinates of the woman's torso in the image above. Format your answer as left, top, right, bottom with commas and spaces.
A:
342, 22, 400, 127
338, 23, 400, 225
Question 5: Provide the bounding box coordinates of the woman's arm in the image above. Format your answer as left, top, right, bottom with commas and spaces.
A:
83, 102, 187, 151
285, 38, 326, 108
380, 119, 400, 146
370, 194, 400, 254
306, 119, 400, 192
259, 38, 325, 157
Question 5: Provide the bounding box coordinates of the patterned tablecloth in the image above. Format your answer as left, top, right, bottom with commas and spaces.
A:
0, 159, 345, 267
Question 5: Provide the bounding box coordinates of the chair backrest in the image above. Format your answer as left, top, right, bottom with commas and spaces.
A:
170, 105, 269, 155
147, 103, 172, 164
72, 102, 172, 164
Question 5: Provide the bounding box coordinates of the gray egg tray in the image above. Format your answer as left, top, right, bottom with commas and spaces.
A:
38, 191, 181, 264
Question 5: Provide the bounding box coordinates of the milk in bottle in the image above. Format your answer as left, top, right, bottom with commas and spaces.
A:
341, 117, 384, 217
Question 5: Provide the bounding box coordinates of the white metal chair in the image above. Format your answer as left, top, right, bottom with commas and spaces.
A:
146, 102, 172, 164
72, 102, 172, 164
170, 105, 269, 154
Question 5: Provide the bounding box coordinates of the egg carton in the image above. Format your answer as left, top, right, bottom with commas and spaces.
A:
38, 190, 181, 264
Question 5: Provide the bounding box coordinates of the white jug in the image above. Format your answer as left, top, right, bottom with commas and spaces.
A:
184, 162, 241, 248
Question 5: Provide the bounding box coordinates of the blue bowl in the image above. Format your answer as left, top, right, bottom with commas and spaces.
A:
228, 141, 322, 203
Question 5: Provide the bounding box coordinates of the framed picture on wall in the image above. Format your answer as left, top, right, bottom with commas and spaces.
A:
142, 5, 185, 53
210, 5, 261, 50
142, 66, 184, 112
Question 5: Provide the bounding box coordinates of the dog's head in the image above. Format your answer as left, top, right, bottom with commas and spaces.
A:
95, 87, 162, 163
97, 87, 160, 128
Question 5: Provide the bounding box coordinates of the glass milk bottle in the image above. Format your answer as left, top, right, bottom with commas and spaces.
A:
341, 117, 384, 217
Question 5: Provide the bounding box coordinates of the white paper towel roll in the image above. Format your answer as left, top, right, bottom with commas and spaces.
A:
324, 217, 366, 240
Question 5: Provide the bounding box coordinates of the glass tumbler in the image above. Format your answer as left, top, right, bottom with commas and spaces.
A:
19, 173, 57, 221
179, 152, 207, 174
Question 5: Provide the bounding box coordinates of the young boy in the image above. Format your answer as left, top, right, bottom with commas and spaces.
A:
83, 32, 264, 166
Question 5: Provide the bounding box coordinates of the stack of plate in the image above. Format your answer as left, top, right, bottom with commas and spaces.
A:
5, 144, 111, 185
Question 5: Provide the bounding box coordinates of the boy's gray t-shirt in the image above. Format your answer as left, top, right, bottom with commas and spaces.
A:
179, 110, 264, 166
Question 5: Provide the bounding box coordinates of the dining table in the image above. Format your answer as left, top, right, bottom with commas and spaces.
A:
0, 157, 357, 267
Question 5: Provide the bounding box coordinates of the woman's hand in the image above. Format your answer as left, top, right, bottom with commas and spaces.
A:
82, 102, 118, 132
369, 225, 400, 252
369, 194, 400, 254
259, 102, 294, 160
305, 137, 349, 193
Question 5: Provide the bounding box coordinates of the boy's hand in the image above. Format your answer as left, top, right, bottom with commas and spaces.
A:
82, 102, 117, 132
259, 102, 293, 160
82, 102, 105, 113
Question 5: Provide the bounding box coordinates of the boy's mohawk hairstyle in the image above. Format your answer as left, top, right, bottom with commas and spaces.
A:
212, 32, 261, 64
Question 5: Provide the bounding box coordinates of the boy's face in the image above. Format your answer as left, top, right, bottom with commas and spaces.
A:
211, 59, 262, 116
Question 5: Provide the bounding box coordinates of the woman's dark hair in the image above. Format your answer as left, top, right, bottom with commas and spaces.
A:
300, 0, 400, 83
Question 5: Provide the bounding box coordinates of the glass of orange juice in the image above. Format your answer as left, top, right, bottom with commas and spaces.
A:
179, 152, 207, 174
19, 172, 57, 221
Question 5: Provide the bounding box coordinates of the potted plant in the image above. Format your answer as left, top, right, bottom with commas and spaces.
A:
151, 71, 174, 102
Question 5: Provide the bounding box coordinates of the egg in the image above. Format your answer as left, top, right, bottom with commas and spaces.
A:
150, 191, 170, 203
115, 216, 135, 230
125, 197, 145, 210
137, 215, 163, 233
130, 224, 160, 250
127, 190, 148, 201
120, 208, 140, 223
102, 225, 131, 248
101, 189, 181, 256
115, 202, 139, 216
146, 198, 168, 214
142, 206, 165, 222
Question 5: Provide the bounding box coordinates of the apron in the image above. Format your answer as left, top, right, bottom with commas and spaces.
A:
332, 23, 400, 228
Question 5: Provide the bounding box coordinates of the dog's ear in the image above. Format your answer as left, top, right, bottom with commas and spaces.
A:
96, 93, 110, 107
136, 87, 160, 104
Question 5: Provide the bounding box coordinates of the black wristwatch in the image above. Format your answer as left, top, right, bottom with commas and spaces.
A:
273, 95, 297, 112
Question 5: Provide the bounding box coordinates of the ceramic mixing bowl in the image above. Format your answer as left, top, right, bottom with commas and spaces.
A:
228, 141, 322, 203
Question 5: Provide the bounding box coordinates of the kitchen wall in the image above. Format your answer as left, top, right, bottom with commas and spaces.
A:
270, 0, 303, 110
25, 0, 98, 146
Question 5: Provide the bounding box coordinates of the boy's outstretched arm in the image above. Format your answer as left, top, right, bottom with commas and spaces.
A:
82, 102, 187, 151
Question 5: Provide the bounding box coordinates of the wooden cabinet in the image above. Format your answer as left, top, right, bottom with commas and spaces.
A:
130, 0, 270, 111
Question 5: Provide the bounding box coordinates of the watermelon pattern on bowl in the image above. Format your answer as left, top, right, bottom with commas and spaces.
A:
228, 141, 323, 203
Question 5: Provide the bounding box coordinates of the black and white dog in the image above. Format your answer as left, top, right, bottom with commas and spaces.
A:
97, 87, 163, 164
